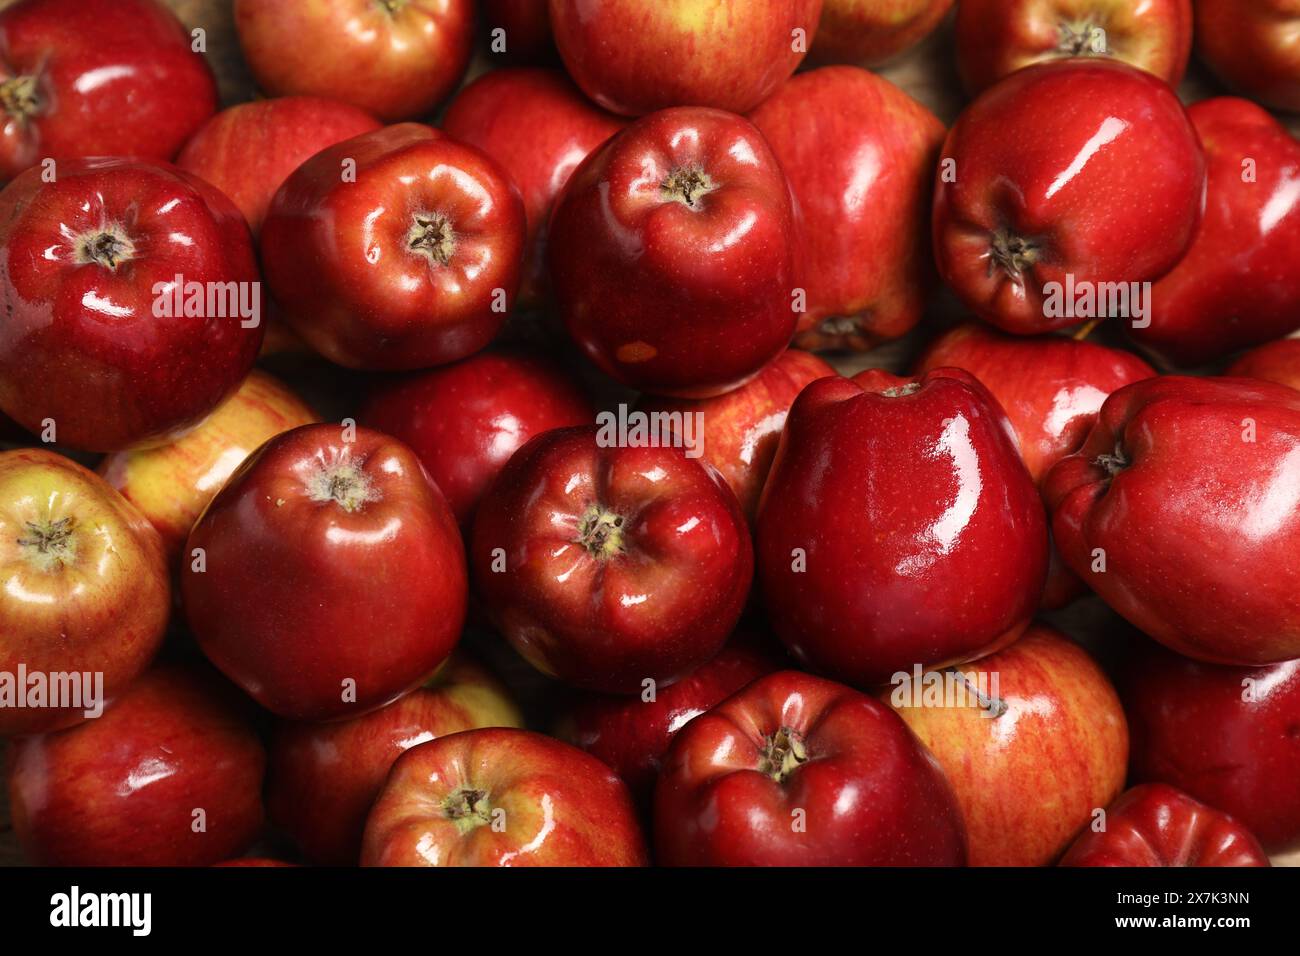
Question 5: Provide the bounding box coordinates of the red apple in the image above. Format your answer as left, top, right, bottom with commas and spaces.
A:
812, 0, 955, 66
1060, 783, 1271, 867
755, 368, 1047, 688
233, 0, 474, 122
549, 107, 797, 397
442, 68, 624, 309
360, 728, 648, 866
1046, 375, 1300, 666
1121, 640, 1300, 853
261, 123, 525, 371
547, 0, 823, 116
470, 425, 752, 694
557, 642, 779, 803
748, 66, 945, 351
7, 665, 265, 867
176, 96, 381, 237
0, 0, 217, 181
360, 349, 593, 531
0, 158, 264, 452
890, 625, 1128, 866
482, 0, 554, 62
1131, 98, 1300, 367
1195, 0, 1300, 113
1229, 337, 1300, 391
182, 423, 467, 721
637, 350, 836, 523
932, 60, 1205, 336
0, 449, 168, 736
99, 370, 318, 565
956, 0, 1193, 94
654, 670, 967, 866
267, 654, 524, 865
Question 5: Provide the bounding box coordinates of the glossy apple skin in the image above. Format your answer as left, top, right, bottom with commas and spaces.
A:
638, 350, 836, 523
360, 350, 593, 532
891, 626, 1128, 866
0, 450, 169, 736
7, 665, 265, 867
361, 728, 648, 866
1046, 376, 1300, 666
1195, 0, 1300, 113
182, 424, 468, 721
557, 643, 778, 803
267, 654, 524, 866
1121, 640, 1300, 853
1229, 337, 1300, 391
1060, 784, 1270, 867
261, 123, 525, 371
655, 670, 967, 866
956, 0, 1192, 94
99, 371, 318, 565
547, 0, 823, 116
442, 69, 623, 309
0, 0, 217, 182
233, 0, 473, 122
812, 0, 954, 65
0, 158, 264, 452
749, 67, 945, 351
549, 107, 797, 397
482, 0, 554, 62
1132, 99, 1300, 367
932, 60, 1205, 336
176, 96, 381, 237
471, 425, 752, 694
756, 368, 1048, 687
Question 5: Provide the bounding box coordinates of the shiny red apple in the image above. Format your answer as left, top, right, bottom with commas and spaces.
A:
0, 157, 264, 452
1059, 784, 1270, 867
233, 0, 474, 122
360, 728, 648, 866
7, 665, 265, 867
549, 107, 797, 397
182, 423, 467, 721
654, 670, 967, 866
1195, 0, 1300, 113
261, 123, 525, 371
548, 0, 823, 116
932, 60, 1205, 335
812, 0, 954, 66
1229, 337, 1300, 391
748, 66, 945, 351
756, 368, 1047, 687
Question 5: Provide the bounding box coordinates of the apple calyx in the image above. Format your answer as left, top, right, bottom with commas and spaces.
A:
16, 517, 78, 572
660, 165, 717, 209
305, 456, 381, 513
988, 229, 1040, 282
577, 504, 626, 559
0, 74, 40, 124
1057, 21, 1109, 58
1093, 441, 1130, 478
408, 212, 456, 267
881, 382, 923, 398
443, 787, 493, 834
377, 0, 409, 15
73, 226, 136, 271
758, 726, 808, 783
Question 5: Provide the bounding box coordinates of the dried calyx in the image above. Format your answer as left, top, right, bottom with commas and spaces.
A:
408, 212, 456, 266
577, 505, 626, 559
0, 74, 40, 123
443, 788, 493, 833
988, 229, 1040, 281
1057, 21, 1109, 57
17, 517, 78, 572
306, 457, 381, 513
74, 226, 136, 271
661, 165, 716, 208
759, 726, 808, 783
1094, 441, 1130, 478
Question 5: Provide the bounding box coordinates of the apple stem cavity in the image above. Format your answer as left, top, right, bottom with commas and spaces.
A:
73, 226, 136, 271
306, 456, 381, 513
988, 229, 1040, 282
660, 165, 717, 209
758, 726, 808, 783
443, 787, 493, 834
16, 517, 78, 572
0, 74, 40, 123
408, 212, 456, 267
577, 505, 626, 559
1094, 441, 1130, 478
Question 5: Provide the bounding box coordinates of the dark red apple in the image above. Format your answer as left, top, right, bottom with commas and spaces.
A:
7, 665, 265, 867
748, 66, 945, 351
0, 0, 217, 181
182, 423, 467, 721
176, 96, 381, 237
261, 123, 525, 371
442, 68, 624, 310
756, 368, 1047, 687
1195, 0, 1300, 113
233, 0, 474, 122
548, 0, 823, 115
549, 107, 797, 397
654, 670, 967, 866
267, 654, 524, 865
482, 0, 554, 62
1046, 376, 1300, 666
812, 0, 955, 66
470, 425, 752, 694
1121, 640, 1300, 853
1060, 783, 1271, 867
0, 158, 264, 452
932, 60, 1205, 335
1229, 337, 1300, 391
361, 728, 648, 866
1131, 98, 1300, 367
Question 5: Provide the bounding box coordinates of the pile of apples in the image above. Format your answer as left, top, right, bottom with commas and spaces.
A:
1, 0, 1298, 869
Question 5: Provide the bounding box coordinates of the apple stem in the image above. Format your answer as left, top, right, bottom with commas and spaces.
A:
16, 517, 78, 572
0, 74, 40, 122
408, 212, 456, 266
1094, 442, 1129, 478
73, 227, 136, 271
660, 165, 716, 208
305, 455, 381, 513
987, 229, 1040, 282
443, 787, 493, 834
949, 669, 1008, 718
577, 505, 626, 559
758, 726, 808, 783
